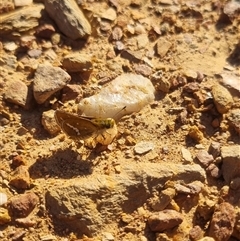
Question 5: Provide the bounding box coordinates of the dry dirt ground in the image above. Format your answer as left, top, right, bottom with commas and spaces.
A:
0, 0, 240, 241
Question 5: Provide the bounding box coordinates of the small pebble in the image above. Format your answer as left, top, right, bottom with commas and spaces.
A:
181, 147, 192, 162
134, 141, 155, 154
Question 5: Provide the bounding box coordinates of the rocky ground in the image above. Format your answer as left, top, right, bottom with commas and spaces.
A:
0, 0, 240, 241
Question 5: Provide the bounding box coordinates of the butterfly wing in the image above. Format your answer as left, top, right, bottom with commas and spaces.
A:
55, 110, 98, 139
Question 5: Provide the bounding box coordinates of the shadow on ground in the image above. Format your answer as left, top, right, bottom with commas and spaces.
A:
28, 148, 99, 179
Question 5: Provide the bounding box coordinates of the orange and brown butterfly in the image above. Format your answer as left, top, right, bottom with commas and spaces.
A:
54, 110, 118, 146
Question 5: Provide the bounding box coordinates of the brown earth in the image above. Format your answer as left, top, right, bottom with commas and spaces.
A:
0, 0, 240, 241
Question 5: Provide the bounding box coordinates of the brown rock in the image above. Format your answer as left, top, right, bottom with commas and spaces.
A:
134, 64, 152, 77
10, 229, 26, 241
9, 165, 31, 189
0, 4, 44, 35
208, 141, 221, 159
196, 150, 214, 167
150, 188, 175, 211
221, 145, 240, 184
0, 207, 11, 225
61, 84, 83, 102
209, 202, 236, 241
175, 181, 203, 195
183, 82, 200, 93
148, 209, 183, 232
227, 108, 240, 134
211, 84, 233, 114
206, 163, 222, 178
4, 79, 33, 109
20, 35, 36, 48
35, 23, 56, 39
15, 216, 36, 227
62, 53, 93, 72
189, 225, 204, 241
111, 27, 123, 40
11, 155, 26, 168
33, 64, 71, 104
8, 192, 39, 218
0, 0, 15, 14
41, 110, 60, 135
188, 126, 204, 143
156, 38, 172, 58
230, 177, 240, 190
183, 69, 198, 80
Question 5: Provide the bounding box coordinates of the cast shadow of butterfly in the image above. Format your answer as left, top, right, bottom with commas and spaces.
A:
28, 148, 99, 179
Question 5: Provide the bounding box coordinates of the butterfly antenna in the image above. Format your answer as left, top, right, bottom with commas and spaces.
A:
113, 106, 127, 121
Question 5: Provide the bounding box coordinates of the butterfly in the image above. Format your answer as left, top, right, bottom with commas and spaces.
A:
54, 110, 118, 146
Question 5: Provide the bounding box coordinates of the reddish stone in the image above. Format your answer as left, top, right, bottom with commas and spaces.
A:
8, 192, 39, 218
35, 24, 55, 39
209, 202, 236, 241
148, 209, 183, 232
9, 166, 30, 189
9, 192, 39, 218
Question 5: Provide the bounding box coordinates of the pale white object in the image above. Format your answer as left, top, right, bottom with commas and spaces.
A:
78, 73, 155, 119
14, 0, 33, 7
0, 193, 7, 206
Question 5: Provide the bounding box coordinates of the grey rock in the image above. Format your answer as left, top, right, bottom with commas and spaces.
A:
62, 53, 93, 72
33, 64, 71, 104
45, 162, 205, 236
221, 145, 240, 184
45, 0, 91, 40
134, 141, 155, 154
0, 4, 44, 35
